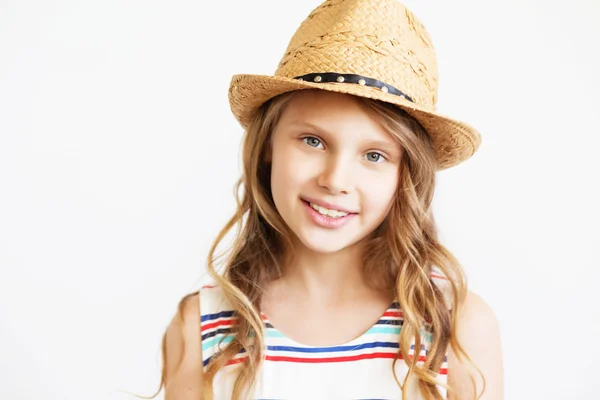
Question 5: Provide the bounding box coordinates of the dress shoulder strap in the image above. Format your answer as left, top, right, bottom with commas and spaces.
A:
199, 284, 236, 368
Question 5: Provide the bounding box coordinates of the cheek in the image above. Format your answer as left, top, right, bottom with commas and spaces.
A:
363, 173, 398, 216
270, 145, 306, 203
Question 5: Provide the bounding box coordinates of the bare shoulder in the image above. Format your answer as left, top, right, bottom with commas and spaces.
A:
447, 290, 504, 400
164, 292, 203, 400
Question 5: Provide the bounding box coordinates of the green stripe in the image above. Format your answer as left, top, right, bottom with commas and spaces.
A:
202, 327, 431, 351
266, 330, 286, 338
202, 335, 235, 351
364, 326, 401, 335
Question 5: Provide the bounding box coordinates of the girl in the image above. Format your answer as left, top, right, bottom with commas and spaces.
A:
151, 0, 503, 399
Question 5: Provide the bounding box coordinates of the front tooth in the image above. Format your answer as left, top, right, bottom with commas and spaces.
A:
310, 203, 348, 218
317, 205, 330, 215
325, 209, 339, 217
332, 210, 348, 217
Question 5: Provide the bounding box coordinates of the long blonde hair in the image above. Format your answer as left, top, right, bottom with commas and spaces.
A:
147, 89, 485, 400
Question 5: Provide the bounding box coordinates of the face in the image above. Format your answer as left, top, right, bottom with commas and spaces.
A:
269, 90, 402, 255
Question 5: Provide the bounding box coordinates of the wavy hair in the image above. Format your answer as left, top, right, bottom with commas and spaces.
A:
143, 89, 485, 400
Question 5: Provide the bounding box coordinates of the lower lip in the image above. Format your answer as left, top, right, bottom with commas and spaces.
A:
301, 200, 357, 229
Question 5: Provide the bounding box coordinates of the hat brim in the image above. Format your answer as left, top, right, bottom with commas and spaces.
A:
228, 74, 481, 171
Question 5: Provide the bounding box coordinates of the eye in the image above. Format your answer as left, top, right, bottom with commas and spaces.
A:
365, 152, 386, 163
302, 136, 324, 149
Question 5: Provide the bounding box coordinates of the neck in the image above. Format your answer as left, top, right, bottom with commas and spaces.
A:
278, 239, 371, 306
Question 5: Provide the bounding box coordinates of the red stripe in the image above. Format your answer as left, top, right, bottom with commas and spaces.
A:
201, 284, 217, 289
201, 318, 236, 331
382, 311, 403, 317
225, 357, 246, 366
226, 354, 431, 363
225, 355, 448, 375
265, 352, 399, 363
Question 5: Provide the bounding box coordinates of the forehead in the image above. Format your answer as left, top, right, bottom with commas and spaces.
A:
276, 90, 396, 143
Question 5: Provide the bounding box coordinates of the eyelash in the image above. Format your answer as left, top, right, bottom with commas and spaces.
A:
301, 136, 388, 163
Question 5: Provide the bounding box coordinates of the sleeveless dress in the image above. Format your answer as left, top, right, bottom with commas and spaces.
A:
199, 271, 451, 399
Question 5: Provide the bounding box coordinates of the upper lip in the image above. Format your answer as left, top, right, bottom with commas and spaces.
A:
302, 196, 358, 214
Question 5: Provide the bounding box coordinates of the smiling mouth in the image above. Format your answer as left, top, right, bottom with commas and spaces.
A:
301, 199, 355, 218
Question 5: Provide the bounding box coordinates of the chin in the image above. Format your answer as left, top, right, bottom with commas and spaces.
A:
294, 229, 364, 255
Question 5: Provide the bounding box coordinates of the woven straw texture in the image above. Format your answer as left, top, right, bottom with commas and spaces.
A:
228, 0, 481, 170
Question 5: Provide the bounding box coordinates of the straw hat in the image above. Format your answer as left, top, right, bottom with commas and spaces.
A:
228, 0, 481, 170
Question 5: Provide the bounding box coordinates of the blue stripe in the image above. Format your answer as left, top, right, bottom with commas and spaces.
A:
203, 329, 426, 351
201, 327, 232, 342
202, 332, 425, 353
201, 310, 235, 322
375, 319, 402, 326
266, 341, 399, 353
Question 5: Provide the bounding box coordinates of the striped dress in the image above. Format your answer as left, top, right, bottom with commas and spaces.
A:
200, 273, 450, 399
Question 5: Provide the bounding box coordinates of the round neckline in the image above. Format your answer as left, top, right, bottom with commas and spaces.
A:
259, 300, 400, 348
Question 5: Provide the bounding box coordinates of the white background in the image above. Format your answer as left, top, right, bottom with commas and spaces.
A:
1, 0, 599, 399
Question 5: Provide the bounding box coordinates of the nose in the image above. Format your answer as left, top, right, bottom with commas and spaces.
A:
316, 154, 354, 194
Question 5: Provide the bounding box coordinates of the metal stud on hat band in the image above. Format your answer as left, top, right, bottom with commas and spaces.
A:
293, 72, 415, 103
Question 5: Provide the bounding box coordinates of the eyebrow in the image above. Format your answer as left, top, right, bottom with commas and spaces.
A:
288, 121, 400, 151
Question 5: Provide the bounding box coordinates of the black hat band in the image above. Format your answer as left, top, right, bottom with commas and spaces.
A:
293, 72, 415, 103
